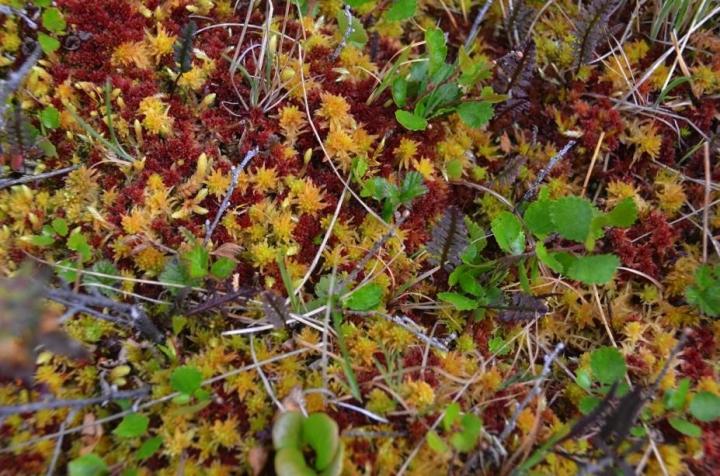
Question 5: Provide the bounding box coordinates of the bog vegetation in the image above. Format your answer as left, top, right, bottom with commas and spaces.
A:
0, 0, 719, 474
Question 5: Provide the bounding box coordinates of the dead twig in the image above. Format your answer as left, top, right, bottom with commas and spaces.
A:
0, 165, 80, 190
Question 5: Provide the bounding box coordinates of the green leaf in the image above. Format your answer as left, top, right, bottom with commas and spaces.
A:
399, 171, 427, 204
605, 197, 638, 228
579, 395, 601, 414
535, 242, 564, 273
351, 156, 368, 181
273, 411, 304, 449
575, 369, 592, 391
524, 199, 554, 238
113, 414, 149, 438
183, 245, 209, 279
456, 101, 493, 128
590, 346, 626, 385
274, 447, 316, 476
550, 196, 594, 243
392, 77, 408, 107
438, 292, 478, 311
690, 391, 720, 422
67, 231, 92, 262
344, 283, 383, 311
302, 413, 340, 470
68, 454, 108, 476
336, 9, 367, 48
210, 257, 235, 279
425, 28, 447, 75
395, 110, 427, 131
37, 136, 58, 157
491, 211, 525, 255
42, 7, 66, 32
51, 217, 68, 236
668, 417, 702, 437
450, 414, 482, 452
567, 254, 620, 285
170, 366, 203, 395
427, 430, 450, 454
488, 335, 511, 356
40, 106, 61, 129
84, 260, 120, 297
34, 0, 52, 6
665, 378, 691, 411
136, 436, 163, 460
385, 0, 416, 21
26, 234, 55, 246
685, 265, 720, 317
442, 402, 461, 432
445, 158, 463, 180
38, 33, 60, 54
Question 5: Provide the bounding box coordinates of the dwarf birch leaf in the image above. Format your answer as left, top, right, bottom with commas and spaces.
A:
491, 211, 525, 255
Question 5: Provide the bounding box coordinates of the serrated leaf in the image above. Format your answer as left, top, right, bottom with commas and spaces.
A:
26, 234, 55, 246
524, 199, 554, 238
136, 436, 163, 460
550, 196, 595, 243
42, 7, 66, 32
605, 197, 638, 228
113, 414, 149, 438
67, 231, 92, 262
336, 9, 368, 48
38, 33, 60, 54
457, 101, 493, 128
427, 430, 450, 454
425, 28, 447, 75
438, 292, 478, 311
395, 110, 427, 131
668, 417, 702, 437
690, 391, 720, 422
210, 257, 235, 279
685, 265, 720, 317
590, 346, 626, 385
344, 283, 383, 311
40, 106, 60, 129
566, 253, 619, 284
183, 245, 209, 279
68, 454, 108, 476
170, 366, 203, 395
385, 0, 416, 21
491, 211, 525, 255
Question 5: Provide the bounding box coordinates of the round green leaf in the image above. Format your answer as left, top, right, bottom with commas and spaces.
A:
42, 7, 67, 32
457, 101, 493, 128
68, 454, 108, 476
690, 391, 720, 422
302, 412, 340, 470
668, 417, 702, 437
550, 196, 594, 243
590, 346, 626, 385
274, 447, 316, 476
567, 254, 620, 285
38, 33, 60, 54
272, 411, 304, 450
344, 283, 383, 311
395, 110, 427, 131
210, 257, 235, 279
113, 413, 149, 438
170, 366, 203, 395
136, 436, 163, 460
385, 0, 417, 21
40, 106, 61, 129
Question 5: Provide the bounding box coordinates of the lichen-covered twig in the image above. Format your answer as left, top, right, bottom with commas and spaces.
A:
203, 147, 258, 245
0, 387, 149, 417
464, 0, 494, 49
331, 5, 354, 61
499, 342, 564, 442
0, 44, 42, 131
44, 287, 163, 342
0, 165, 79, 190
519, 140, 577, 204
